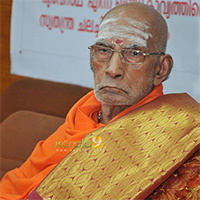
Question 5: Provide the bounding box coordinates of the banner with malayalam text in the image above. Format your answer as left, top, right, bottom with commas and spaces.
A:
11, 0, 200, 101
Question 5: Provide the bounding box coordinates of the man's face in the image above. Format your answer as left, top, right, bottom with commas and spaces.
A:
91, 14, 158, 106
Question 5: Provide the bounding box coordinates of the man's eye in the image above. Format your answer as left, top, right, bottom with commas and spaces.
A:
99, 47, 109, 53
131, 50, 140, 56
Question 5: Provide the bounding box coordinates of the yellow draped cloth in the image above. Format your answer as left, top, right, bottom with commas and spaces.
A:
27, 92, 200, 199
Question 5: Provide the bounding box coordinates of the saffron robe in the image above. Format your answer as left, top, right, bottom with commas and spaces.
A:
0, 85, 164, 199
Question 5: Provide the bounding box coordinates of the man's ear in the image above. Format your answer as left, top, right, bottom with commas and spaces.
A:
154, 54, 173, 86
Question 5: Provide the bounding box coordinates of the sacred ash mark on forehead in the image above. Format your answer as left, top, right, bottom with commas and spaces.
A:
98, 16, 152, 48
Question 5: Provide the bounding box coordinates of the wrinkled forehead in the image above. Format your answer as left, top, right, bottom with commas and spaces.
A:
97, 15, 152, 48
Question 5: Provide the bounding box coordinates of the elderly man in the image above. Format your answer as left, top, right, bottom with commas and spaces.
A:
1, 2, 199, 200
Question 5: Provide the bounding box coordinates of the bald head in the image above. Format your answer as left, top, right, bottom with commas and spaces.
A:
99, 3, 168, 52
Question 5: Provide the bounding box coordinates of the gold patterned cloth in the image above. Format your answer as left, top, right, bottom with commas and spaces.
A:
27, 93, 200, 200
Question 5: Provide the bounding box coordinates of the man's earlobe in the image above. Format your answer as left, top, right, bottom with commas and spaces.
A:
154, 54, 173, 86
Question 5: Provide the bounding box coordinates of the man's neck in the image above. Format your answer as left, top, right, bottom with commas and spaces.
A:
100, 104, 130, 124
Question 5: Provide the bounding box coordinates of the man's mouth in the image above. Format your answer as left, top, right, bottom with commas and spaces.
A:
100, 86, 128, 94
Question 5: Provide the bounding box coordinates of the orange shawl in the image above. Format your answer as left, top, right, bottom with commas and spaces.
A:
0, 85, 163, 200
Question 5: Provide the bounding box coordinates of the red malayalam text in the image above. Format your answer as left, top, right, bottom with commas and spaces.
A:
88, 0, 112, 12
155, 0, 200, 18
40, 15, 74, 33
42, 0, 83, 8
78, 18, 103, 37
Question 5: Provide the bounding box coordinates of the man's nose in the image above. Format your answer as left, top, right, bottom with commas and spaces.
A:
105, 52, 124, 79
